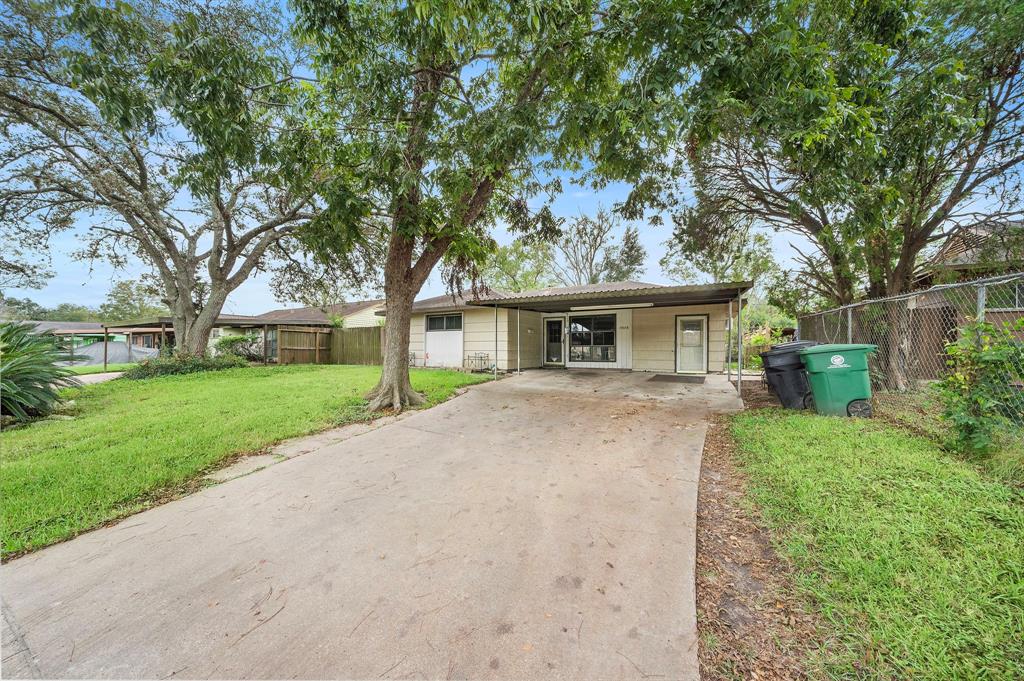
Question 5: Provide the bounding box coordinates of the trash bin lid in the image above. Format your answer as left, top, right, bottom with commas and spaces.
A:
798, 343, 877, 355
767, 340, 818, 353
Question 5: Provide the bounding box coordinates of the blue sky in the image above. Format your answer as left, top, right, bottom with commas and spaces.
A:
6, 175, 804, 315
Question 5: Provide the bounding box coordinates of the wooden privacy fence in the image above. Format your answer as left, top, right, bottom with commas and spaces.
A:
330, 326, 383, 365
277, 325, 383, 365
278, 326, 332, 365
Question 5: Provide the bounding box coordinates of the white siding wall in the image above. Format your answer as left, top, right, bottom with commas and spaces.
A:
409, 315, 425, 363
408, 302, 731, 373
463, 307, 510, 370
632, 304, 729, 373
344, 303, 385, 328
410, 308, 514, 370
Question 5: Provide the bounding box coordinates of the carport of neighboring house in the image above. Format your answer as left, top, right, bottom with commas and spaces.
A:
398, 280, 754, 379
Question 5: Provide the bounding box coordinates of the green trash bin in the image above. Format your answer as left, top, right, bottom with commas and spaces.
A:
798, 344, 877, 417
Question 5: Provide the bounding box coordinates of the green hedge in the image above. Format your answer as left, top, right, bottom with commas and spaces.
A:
123, 354, 248, 379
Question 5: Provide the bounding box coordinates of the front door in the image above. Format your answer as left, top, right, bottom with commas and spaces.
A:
676, 316, 707, 373
545, 318, 564, 365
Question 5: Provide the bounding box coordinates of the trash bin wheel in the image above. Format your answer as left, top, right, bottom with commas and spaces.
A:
802, 393, 815, 411
847, 400, 873, 418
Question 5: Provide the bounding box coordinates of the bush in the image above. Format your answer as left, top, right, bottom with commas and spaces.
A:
213, 333, 263, 361
123, 353, 248, 379
0, 321, 80, 421
936, 319, 1024, 455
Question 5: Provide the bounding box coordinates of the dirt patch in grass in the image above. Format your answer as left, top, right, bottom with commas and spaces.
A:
696, 405, 825, 680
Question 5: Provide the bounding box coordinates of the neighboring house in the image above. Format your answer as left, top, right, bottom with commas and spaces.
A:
915, 223, 1024, 288
255, 300, 386, 328
14, 321, 125, 346
388, 280, 752, 374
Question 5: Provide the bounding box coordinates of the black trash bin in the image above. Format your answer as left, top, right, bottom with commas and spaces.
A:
760, 340, 818, 409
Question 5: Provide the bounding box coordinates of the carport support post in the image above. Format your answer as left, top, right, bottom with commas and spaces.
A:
103, 326, 108, 371
736, 291, 743, 398
262, 325, 269, 365
69, 333, 74, 363
127, 332, 132, 362
517, 307, 521, 374
493, 305, 498, 380
726, 300, 733, 381
160, 322, 167, 351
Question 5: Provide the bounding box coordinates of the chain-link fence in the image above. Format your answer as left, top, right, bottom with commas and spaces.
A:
797, 272, 1024, 439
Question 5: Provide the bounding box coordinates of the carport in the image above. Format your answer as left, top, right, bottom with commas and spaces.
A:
467, 281, 754, 397
99, 315, 334, 368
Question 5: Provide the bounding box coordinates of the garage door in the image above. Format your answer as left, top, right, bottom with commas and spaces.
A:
424, 313, 463, 367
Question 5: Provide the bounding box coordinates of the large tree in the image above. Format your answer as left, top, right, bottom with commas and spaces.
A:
99, 279, 169, 322
553, 209, 648, 286
292, 0, 727, 410
0, 0, 317, 354
481, 239, 559, 292
657, 0, 1024, 306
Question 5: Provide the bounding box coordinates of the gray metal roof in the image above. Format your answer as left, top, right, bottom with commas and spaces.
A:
470, 280, 753, 312
399, 280, 752, 314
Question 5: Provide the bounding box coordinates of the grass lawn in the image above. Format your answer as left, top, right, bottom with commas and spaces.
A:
68, 363, 136, 375
874, 390, 1024, 485
731, 411, 1024, 679
1, 365, 490, 557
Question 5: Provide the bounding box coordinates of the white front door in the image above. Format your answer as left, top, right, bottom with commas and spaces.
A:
676, 316, 707, 373
424, 313, 463, 367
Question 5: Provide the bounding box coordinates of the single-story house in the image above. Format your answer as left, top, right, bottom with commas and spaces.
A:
254, 299, 385, 328
391, 280, 752, 374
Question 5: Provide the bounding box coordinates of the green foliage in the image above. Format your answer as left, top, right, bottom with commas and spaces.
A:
654, 0, 1024, 304
601, 226, 646, 282
0, 321, 79, 421
0, 365, 490, 555
661, 219, 778, 289
213, 333, 263, 361
936, 319, 1024, 456
731, 411, 1024, 678
123, 353, 248, 379
481, 240, 559, 292
1, 0, 318, 354
98, 280, 168, 322
741, 299, 795, 332
0, 296, 101, 321
553, 209, 647, 285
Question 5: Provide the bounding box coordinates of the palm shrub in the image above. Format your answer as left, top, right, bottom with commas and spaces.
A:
0, 321, 80, 421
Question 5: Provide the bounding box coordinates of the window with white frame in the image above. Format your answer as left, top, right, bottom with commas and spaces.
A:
569, 314, 616, 362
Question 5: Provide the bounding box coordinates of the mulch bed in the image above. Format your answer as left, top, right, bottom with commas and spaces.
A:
696, 384, 825, 680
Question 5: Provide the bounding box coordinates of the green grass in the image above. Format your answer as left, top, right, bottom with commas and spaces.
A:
68, 363, 136, 375
731, 410, 1024, 679
874, 390, 1024, 485
0, 365, 490, 556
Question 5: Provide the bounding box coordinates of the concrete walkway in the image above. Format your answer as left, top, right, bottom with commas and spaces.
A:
74, 371, 124, 385
2, 371, 741, 680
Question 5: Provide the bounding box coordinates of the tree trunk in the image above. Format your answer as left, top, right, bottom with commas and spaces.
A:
366, 268, 426, 412
167, 282, 228, 357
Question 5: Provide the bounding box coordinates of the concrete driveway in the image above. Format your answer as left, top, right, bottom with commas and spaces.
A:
2, 371, 741, 680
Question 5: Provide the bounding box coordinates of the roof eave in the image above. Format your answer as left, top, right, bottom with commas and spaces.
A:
466, 281, 754, 311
